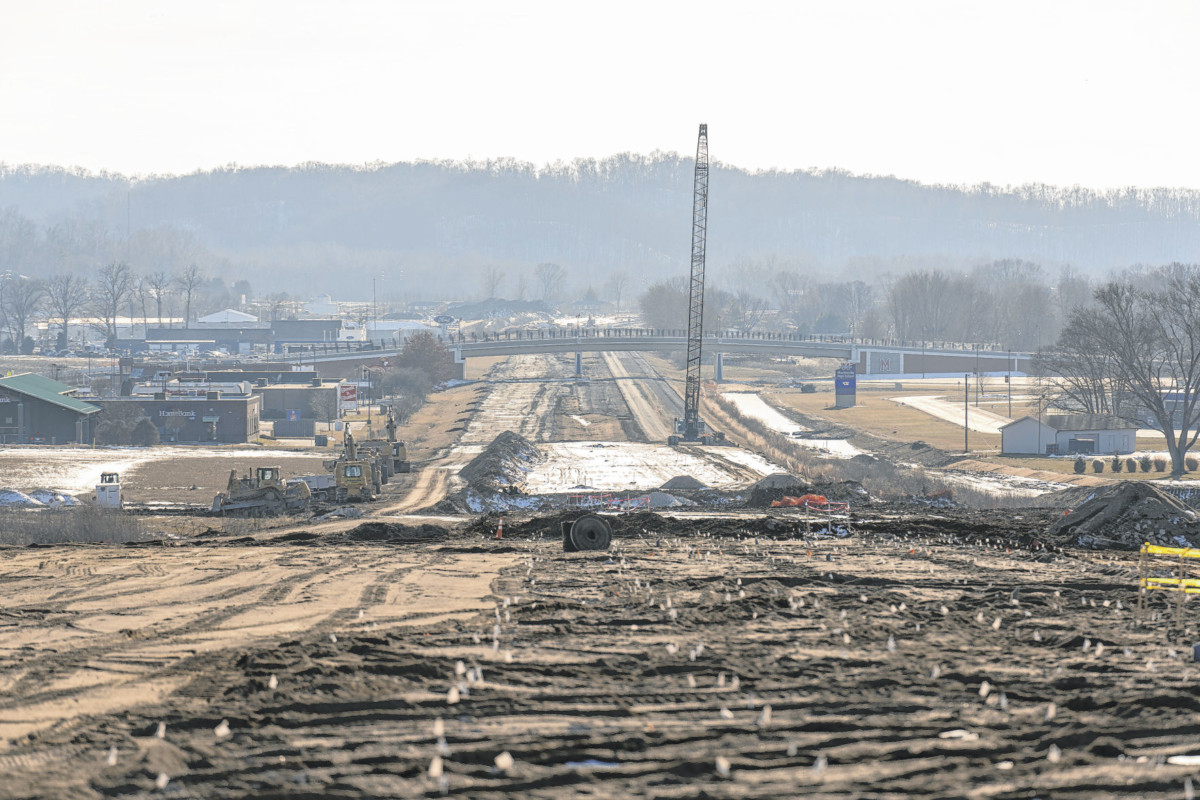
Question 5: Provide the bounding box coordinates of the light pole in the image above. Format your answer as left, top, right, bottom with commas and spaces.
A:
362, 365, 372, 436
964, 373, 969, 454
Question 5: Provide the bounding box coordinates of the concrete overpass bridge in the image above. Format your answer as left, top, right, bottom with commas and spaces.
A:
288, 329, 1032, 380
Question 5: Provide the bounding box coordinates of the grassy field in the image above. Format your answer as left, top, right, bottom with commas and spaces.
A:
768, 384, 1003, 452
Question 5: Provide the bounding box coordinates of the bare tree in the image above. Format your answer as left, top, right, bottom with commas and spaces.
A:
515, 273, 529, 302
175, 263, 203, 326
607, 271, 630, 313
308, 391, 341, 426
535, 262, 565, 302
46, 273, 89, 350
145, 270, 170, 327
92, 262, 133, 347
481, 265, 504, 299
2, 275, 45, 352
723, 289, 770, 333
1063, 265, 1200, 476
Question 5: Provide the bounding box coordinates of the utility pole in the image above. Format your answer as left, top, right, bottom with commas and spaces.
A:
964, 373, 969, 453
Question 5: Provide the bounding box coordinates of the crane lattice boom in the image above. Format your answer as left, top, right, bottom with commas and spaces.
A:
682, 123, 709, 441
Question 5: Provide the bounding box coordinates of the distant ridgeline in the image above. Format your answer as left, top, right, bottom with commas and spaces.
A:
3, 157, 1200, 287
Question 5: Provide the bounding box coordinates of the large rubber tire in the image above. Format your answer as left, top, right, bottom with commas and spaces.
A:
568, 514, 612, 551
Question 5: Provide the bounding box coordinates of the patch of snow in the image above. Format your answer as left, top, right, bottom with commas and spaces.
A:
721, 392, 864, 458
711, 447, 785, 475
523, 441, 772, 493
0, 446, 323, 495
29, 490, 80, 507
932, 470, 1071, 498
722, 393, 801, 433
569, 415, 591, 427
0, 489, 43, 507
891, 395, 1010, 434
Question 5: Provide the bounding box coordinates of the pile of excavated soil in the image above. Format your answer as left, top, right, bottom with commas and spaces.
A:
746, 476, 870, 508
342, 521, 451, 543
467, 510, 841, 541
1047, 481, 1200, 549
660, 475, 707, 491
458, 430, 543, 493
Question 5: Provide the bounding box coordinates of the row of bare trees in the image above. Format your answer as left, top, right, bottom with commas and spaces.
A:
634, 259, 1091, 349
0, 263, 211, 352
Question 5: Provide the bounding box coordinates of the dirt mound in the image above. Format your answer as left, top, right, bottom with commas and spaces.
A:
466, 510, 835, 541
746, 474, 809, 508
343, 521, 450, 543
1046, 480, 1200, 549
746, 476, 868, 508
751, 473, 805, 491
458, 430, 543, 492
647, 491, 691, 508
660, 475, 707, 491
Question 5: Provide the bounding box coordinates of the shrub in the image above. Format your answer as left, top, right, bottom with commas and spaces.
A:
1125, 457, 1137, 473
1074, 456, 1086, 474
1139, 455, 1153, 472
1188, 456, 1199, 472
1111, 455, 1123, 473
130, 417, 160, 446
1154, 456, 1168, 472
94, 419, 129, 446
1092, 459, 1104, 473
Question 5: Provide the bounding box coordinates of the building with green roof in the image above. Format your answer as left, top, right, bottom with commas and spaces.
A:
0, 373, 101, 444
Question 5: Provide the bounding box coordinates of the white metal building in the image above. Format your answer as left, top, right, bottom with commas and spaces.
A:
1000, 414, 1138, 456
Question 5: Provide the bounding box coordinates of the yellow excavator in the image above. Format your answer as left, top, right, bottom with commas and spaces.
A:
211, 466, 312, 515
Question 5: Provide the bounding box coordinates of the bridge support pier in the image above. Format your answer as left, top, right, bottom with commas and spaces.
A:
575, 351, 582, 376
714, 352, 723, 382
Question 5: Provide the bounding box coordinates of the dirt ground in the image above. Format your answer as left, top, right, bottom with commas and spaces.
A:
9, 349, 1200, 798
4, 513, 1200, 798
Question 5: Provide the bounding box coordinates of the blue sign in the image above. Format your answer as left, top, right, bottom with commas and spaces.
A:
286, 409, 301, 421
834, 365, 857, 391
433, 314, 455, 325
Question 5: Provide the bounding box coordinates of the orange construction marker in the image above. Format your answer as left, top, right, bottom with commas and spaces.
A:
496, 518, 504, 539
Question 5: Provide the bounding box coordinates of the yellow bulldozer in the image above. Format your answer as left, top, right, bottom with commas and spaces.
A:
321, 429, 379, 502
211, 466, 312, 515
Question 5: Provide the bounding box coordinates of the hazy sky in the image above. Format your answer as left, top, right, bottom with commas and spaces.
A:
2, 1, 1197, 189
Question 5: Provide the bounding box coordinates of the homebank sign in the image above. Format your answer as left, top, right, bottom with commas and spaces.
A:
159, 410, 196, 419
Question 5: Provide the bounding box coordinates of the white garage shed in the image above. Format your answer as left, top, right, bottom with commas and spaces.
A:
1000, 414, 1138, 456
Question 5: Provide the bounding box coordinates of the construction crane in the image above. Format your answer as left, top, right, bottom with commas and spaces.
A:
669, 123, 719, 446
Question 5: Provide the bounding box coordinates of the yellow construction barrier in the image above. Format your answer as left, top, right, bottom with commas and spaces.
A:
1137, 543, 1200, 626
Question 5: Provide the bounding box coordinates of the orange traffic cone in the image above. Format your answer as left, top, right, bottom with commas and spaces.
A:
496, 518, 504, 539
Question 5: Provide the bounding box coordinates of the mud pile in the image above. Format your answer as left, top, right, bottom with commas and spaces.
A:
459, 430, 544, 493
467, 509, 832, 541
1047, 480, 1200, 549
661, 475, 707, 491
343, 521, 450, 543
745, 473, 869, 508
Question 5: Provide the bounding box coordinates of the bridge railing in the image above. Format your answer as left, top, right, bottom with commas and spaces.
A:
399, 327, 1018, 355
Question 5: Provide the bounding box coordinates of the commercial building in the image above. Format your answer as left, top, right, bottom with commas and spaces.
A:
1000, 414, 1138, 456
94, 395, 262, 443
0, 373, 101, 444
